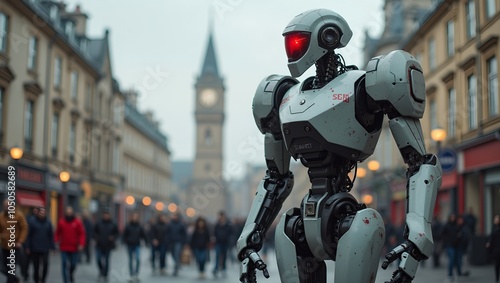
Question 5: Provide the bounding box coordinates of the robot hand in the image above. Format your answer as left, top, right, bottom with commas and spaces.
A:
382, 240, 423, 283
239, 250, 270, 283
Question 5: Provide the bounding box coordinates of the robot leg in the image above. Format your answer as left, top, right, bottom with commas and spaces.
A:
275, 208, 327, 283
334, 208, 385, 283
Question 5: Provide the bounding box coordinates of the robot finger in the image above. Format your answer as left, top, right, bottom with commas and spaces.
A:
247, 250, 270, 278
382, 241, 412, 269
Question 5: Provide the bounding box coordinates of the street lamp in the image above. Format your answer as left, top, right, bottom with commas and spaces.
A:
357, 167, 367, 178
59, 170, 70, 210
431, 127, 447, 154
9, 146, 23, 160
367, 160, 380, 172
142, 196, 151, 206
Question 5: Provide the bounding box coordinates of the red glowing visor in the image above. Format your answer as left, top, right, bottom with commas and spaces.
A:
284, 32, 311, 62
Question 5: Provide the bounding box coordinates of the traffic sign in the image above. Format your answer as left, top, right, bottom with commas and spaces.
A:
438, 148, 457, 173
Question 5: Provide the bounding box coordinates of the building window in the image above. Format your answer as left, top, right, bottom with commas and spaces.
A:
467, 74, 477, 130
430, 99, 438, 130
70, 71, 78, 100
488, 56, 498, 117
65, 21, 74, 41
204, 128, 212, 145
49, 5, 59, 22
24, 100, 34, 151
113, 144, 120, 174
113, 102, 122, 125
466, 0, 476, 39
51, 113, 59, 157
446, 20, 454, 57
0, 87, 4, 143
85, 82, 92, 109
0, 12, 8, 53
54, 56, 62, 88
27, 36, 38, 70
448, 87, 456, 137
415, 52, 423, 65
428, 38, 436, 71
69, 123, 76, 162
486, 0, 496, 19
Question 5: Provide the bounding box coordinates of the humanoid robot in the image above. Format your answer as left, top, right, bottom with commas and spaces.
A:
236, 9, 442, 283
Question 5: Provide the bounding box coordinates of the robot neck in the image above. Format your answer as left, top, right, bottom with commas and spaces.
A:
312, 51, 338, 89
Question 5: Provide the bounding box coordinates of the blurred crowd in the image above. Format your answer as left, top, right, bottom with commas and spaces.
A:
0, 200, 254, 283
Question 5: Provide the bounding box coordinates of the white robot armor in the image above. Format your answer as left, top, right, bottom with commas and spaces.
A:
237, 9, 442, 283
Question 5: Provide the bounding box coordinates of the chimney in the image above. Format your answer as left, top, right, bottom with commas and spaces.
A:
69, 4, 88, 36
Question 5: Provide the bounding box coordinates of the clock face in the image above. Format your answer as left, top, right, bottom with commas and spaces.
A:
200, 89, 218, 107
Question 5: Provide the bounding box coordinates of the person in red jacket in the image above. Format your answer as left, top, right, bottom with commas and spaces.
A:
55, 206, 86, 283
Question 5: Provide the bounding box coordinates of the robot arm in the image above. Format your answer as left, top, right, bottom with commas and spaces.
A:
237, 75, 298, 283
365, 50, 442, 282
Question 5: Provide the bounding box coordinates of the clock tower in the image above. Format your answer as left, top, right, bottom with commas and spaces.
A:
190, 30, 226, 219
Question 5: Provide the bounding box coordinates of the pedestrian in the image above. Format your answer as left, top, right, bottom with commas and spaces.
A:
456, 215, 471, 276
486, 214, 500, 283
169, 212, 187, 276
81, 210, 94, 264
190, 217, 211, 279
213, 211, 233, 278
93, 210, 119, 282
55, 206, 86, 283
26, 206, 55, 283
122, 212, 147, 282
0, 198, 28, 283
442, 214, 459, 279
463, 207, 477, 235
22, 206, 39, 281
431, 216, 443, 268
150, 214, 170, 275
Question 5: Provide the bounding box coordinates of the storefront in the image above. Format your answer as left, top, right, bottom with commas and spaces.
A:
459, 133, 500, 235
14, 163, 47, 216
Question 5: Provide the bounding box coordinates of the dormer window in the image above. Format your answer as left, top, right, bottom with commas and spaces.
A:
80, 38, 87, 53
49, 5, 59, 22
65, 21, 74, 41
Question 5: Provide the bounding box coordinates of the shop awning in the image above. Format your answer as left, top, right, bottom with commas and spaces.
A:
16, 191, 45, 207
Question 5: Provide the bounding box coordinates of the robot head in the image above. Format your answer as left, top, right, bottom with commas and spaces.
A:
283, 9, 353, 77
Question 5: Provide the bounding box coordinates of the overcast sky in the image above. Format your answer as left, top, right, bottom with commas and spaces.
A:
64, 0, 385, 180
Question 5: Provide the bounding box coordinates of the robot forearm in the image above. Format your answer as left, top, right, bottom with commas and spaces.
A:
237, 172, 294, 260
383, 154, 441, 281
405, 154, 441, 258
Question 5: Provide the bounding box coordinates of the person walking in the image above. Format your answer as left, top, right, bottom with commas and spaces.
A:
456, 215, 471, 276
431, 216, 443, 268
190, 217, 211, 279
123, 212, 147, 282
486, 214, 500, 283
22, 207, 38, 281
55, 206, 86, 283
26, 207, 55, 283
169, 212, 187, 276
0, 198, 28, 283
212, 211, 233, 278
93, 210, 118, 282
442, 213, 459, 279
150, 214, 170, 275
81, 210, 94, 264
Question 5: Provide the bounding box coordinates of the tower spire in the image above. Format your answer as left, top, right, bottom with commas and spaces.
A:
200, 17, 219, 77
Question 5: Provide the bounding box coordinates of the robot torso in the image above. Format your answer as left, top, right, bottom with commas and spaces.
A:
278, 70, 384, 164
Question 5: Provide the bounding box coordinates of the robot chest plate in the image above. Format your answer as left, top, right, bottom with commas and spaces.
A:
278, 71, 380, 161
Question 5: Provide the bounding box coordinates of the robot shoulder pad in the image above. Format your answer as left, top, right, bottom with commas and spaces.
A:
365, 50, 426, 118
253, 74, 298, 134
